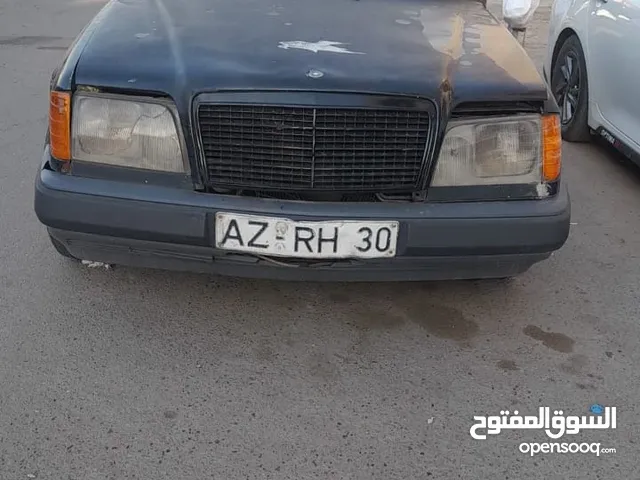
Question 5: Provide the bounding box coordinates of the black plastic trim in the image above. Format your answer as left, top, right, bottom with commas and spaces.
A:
596, 127, 640, 167
428, 181, 559, 202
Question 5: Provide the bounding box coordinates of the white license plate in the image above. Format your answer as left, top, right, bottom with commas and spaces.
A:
215, 213, 398, 259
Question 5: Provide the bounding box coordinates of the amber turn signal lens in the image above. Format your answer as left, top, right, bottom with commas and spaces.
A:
542, 114, 561, 182
49, 91, 71, 161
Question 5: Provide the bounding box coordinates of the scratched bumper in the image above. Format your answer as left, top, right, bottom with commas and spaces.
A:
35, 167, 570, 282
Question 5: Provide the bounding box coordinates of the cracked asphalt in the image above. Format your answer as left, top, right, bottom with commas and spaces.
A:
1, 0, 638, 478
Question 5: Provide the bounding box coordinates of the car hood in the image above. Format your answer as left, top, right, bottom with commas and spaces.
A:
73, 0, 547, 109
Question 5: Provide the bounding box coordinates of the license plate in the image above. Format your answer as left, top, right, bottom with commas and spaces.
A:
215, 213, 398, 259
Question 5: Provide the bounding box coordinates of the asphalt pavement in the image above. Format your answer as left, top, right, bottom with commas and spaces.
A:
1, 1, 639, 479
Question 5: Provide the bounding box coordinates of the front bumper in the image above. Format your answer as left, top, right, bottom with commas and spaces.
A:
35, 166, 571, 282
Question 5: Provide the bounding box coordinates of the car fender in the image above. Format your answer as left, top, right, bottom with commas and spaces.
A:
546, 0, 601, 129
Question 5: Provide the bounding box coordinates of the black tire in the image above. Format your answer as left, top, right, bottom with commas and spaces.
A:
551, 34, 591, 142
49, 234, 77, 260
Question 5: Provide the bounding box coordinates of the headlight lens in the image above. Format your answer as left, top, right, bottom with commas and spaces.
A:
72, 94, 187, 173
431, 115, 542, 186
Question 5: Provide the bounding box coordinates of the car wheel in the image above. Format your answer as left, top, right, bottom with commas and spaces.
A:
49, 234, 78, 260
551, 34, 591, 142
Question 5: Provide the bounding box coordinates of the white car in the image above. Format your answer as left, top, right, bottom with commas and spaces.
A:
544, 0, 640, 163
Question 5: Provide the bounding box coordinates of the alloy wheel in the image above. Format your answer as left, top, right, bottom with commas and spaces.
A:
553, 52, 581, 125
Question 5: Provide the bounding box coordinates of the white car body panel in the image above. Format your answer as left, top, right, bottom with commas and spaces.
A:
545, 0, 640, 157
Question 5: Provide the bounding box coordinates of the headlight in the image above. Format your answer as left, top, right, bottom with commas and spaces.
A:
71, 94, 187, 173
431, 115, 544, 187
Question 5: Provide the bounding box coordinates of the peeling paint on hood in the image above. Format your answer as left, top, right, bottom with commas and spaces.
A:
278, 41, 365, 55
71, 0, 547, 113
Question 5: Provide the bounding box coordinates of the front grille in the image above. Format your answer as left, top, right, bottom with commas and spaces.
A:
198, 104, 431, 192
215, 190, 381, 202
